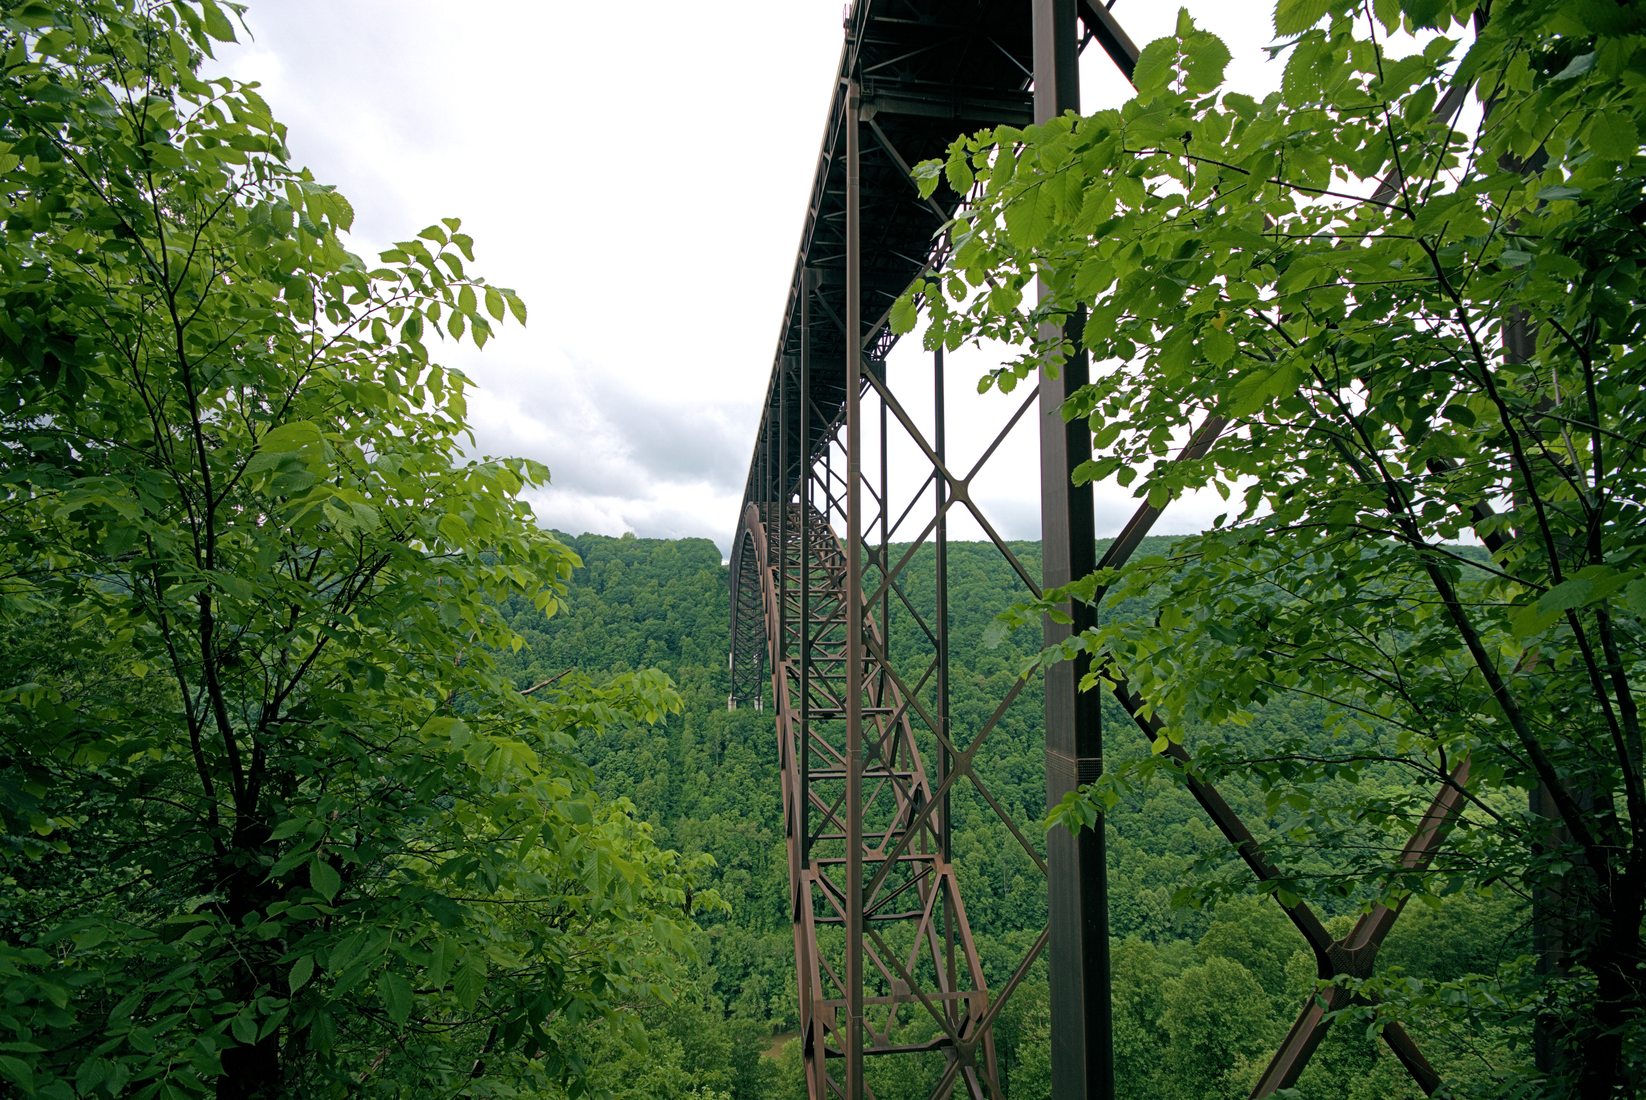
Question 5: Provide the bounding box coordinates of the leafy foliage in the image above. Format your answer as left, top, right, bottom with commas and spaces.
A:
3, 0, 1635, 1096
897, 0, 1646, 1093
492, 534, 1532, 1098
0, 2, 705, 1095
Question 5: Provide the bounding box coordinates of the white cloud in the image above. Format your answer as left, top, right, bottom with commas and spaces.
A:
214, 1, 1286, 554
213, 1, 846, 552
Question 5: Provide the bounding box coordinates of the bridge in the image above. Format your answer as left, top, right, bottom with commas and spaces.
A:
727, 2, 1469, 1096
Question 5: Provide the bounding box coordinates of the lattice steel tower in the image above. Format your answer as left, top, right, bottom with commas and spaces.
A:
730, 2, 1475, 1097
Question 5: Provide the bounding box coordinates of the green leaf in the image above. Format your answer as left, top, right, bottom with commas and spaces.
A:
1510, 568, 1634, 638
438, 513, 469, 544
454, 956, 486, 1011
1441, 403, 1476, 427
1398, 0, 1449, 28
420, 715, 472, 743
309, 856, 341, 902
74, 1057, 108, 1094
485, 286, 506, 322
1274, 0, 1334, 34
1181, 29, 1232, 94
1201, 325, 1236, 365
231, 1011, 258, 1045
1624, 578, 1646, 616
380, 971, 413, 1027
1552, 51, 1595, 81
1003, 183, 1052, 250
1586, 111, 1639, 161
269, 816, 308, 841
1536, 184, 1582, 202
911, 158, 942, 199
258, 421, 323, 455
199, 0, 236, 42
889, 292, 919, 336
1131, 37, 1177, 98
289, 954, 315, 994
428, 936, 458, 987
943, 147, 973, 196
0, 1056, 35, 1092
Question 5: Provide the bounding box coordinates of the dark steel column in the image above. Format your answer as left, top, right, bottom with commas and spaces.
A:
879, 383, 889, 674
797, 276, 818, 1100
844, 79, 866, 1100
935, 346, 951, 863
1033, 1, 1113, 1097
800, 277, 813, 872
825, 442, 834, 529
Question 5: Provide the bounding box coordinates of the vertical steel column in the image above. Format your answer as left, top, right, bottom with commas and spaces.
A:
843, 79, 866, 1100
825, 443, 834, 529
934, 346, 951, 863
1033, 1, 1113, 1096
879, 378, 890, 659
800, 277, 813, 873
797, 276, 818, 1100
934, 344, 959, 1027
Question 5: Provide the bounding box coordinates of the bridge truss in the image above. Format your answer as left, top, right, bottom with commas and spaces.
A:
729, 1, 1480, 1096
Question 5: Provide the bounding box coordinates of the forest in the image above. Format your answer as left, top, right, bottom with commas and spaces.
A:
487, 533, 1532, 1100
2, 0, 1642, 1097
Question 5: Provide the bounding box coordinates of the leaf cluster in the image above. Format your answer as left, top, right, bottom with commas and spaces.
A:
0, 3, 707, 1096
897, 0, 1646, 1091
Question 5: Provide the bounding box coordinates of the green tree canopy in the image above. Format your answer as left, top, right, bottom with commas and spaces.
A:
0, 2, 706, 1095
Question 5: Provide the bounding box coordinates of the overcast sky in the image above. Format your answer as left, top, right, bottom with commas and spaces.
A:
218, 1, 1288, 555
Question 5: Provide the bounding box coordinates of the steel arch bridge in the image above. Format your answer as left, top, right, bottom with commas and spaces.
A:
728, 2, 1477, 1096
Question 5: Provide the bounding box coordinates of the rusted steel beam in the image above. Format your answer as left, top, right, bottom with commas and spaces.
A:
740, 499, 1001, 1098
1076, 0, 1139, 79
844, 79, 866, 1096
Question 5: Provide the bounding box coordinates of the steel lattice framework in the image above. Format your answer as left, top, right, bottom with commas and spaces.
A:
729, 2, 1482, 1096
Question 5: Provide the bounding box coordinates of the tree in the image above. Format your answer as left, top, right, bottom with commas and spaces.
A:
898, 0, 1645, 1094
0, 2, 706, 1095
1158, 956, 1280, 1100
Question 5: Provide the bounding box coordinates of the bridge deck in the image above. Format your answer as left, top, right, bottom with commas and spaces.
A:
740, 0, 1032, 508
739, 0, 1140, 512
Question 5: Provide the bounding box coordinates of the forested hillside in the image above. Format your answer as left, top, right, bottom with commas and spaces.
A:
495, 534, 1529, 1100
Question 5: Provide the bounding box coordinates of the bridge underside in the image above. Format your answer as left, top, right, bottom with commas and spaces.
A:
729, 1, 1477, 1097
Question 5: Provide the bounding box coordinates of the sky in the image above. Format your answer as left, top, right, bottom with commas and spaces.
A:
216, 1, 1290, 556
